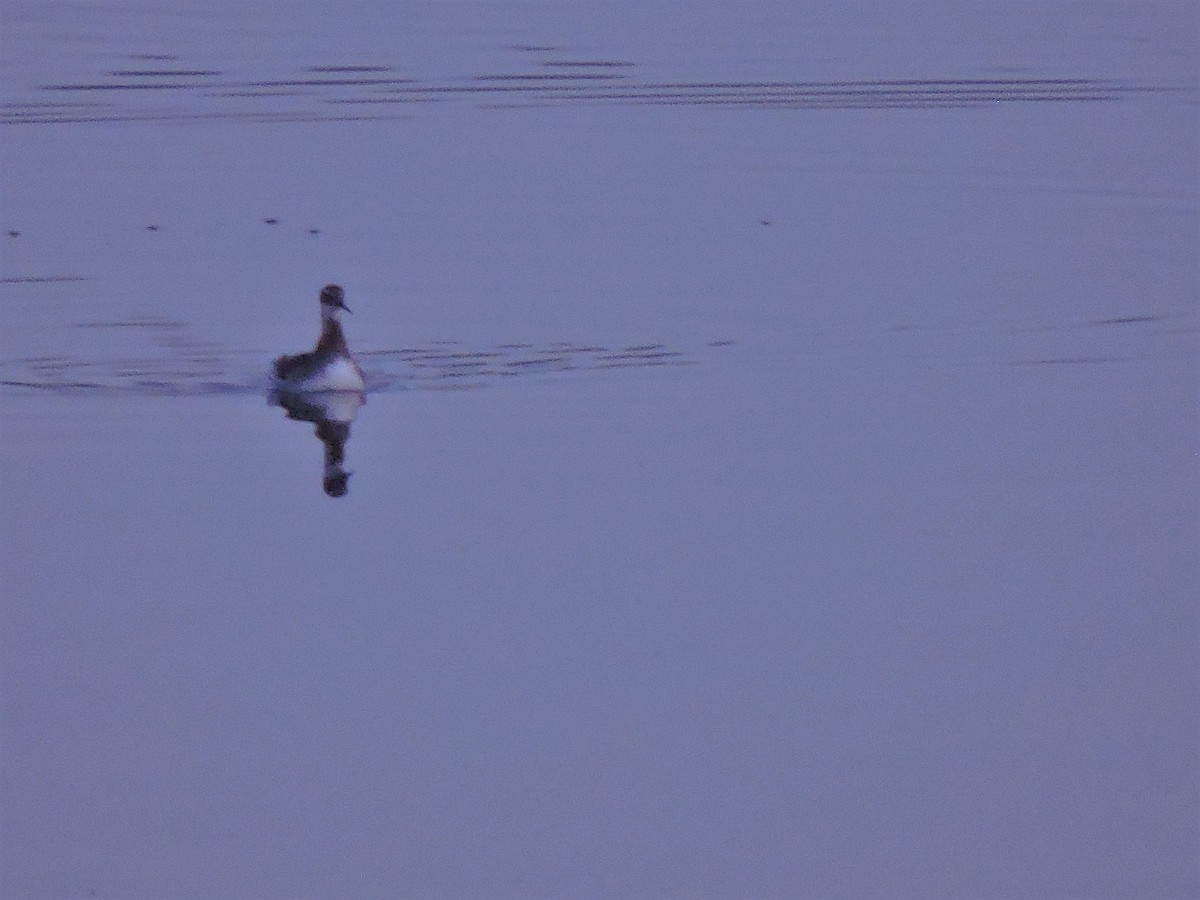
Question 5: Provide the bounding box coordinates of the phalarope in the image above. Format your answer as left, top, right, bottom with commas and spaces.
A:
272, 284, 365, 393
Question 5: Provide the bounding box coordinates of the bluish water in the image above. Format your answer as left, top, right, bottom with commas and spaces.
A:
2, 2, 1197, 898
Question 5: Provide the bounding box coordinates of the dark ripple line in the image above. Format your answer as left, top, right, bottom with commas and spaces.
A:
476, 73, 626, 82
1094, 315, 1164, 326
0, 101, 110, 109
2, 111, 413, 125
40, 77, 416, 92
108, 69, 222, 77
550, 91, 1117, 105
243, 77, 417, 87
541, 60, 637, 68
1007, 357, 1125, 366
75, 320, 187, 329
611, 83, 1108, 95
41, 82, 207, 91
641, 78, 1107, 88
309, 65, 393, 73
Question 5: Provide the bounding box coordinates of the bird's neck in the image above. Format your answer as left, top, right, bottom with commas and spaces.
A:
316, 318, 348, 354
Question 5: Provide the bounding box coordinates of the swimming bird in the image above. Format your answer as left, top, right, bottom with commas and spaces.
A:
272, 284, 365, 392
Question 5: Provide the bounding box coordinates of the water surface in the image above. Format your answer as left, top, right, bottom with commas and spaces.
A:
2, 2, 1197, 898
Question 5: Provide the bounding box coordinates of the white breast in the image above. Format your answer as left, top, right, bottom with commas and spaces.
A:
293, 357, 364, 392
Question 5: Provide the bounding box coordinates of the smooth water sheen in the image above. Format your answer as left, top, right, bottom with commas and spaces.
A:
1, 2, 1197, 898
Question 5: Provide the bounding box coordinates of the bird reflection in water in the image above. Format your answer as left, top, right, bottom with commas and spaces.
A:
270, 388, 364, 497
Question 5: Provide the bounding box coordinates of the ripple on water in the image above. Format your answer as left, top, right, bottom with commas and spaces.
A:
0, 335, 705, 398
0, 40, 1163, 126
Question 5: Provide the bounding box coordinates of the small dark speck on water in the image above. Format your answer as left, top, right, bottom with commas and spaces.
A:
308, 228, 321, 235
264, 217, 279, 225
145, 224, 158, 231
7, 230, 19, 237
759, 219, 772, 226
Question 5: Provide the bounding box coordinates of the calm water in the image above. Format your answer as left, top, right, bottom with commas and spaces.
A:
2, 2, 1197, 898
